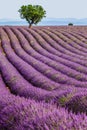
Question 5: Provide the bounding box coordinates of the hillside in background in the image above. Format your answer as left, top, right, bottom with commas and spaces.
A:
0, 18, 87, 25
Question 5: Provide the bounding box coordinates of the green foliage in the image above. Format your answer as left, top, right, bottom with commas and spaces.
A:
68, 23, 73, 26
18, 5, 46, 27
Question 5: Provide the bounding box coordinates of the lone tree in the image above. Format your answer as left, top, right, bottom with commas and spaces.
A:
18, 4, 46, 28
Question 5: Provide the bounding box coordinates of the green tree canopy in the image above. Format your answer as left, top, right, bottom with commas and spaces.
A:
18, 4, 46, 28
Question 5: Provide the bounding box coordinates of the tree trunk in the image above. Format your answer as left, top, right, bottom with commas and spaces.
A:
29, 23, 32, 28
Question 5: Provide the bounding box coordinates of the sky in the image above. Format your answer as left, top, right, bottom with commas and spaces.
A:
0, 0, 87, 19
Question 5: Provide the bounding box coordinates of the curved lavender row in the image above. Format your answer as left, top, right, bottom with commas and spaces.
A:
34, 28, 87, 68
28, 27, 83, 58
34, 27, 81, 55
8, 27, 87, 88
26, 27, 87, 63
0, 50, 53, 100
47, 28, 87, 58
4, 27, 87, 90
6, 28, 87, 88
17, 29, 87, 81
40, 28, 87, 58
58, 30, 87, 54
0, 91, 87, 130
71, 31, 87, 42
27, 27, 79, 61
5, 28, 87, 83
59, 26, 87, 44
65, 28, 87, 41
59, 30, 87, 52
0, 47, 79, 104
33, 28, 87, 64
17, 27, 87, 75
1, 28, 63, 90
76, 31, 87, 40
13, 30, 86, 86
24, 27, 87, 72
9, 28, 87, 88
35, 28, 87, 60
72, 30, 87, 45
55, 29, 87, 53
29, 28, 87, 62
4, 27, 86, 88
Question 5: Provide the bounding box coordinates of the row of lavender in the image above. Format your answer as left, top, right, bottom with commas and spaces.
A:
0, 26, 87, 129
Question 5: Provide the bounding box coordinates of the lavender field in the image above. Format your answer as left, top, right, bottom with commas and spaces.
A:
0, 26, 87, 129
